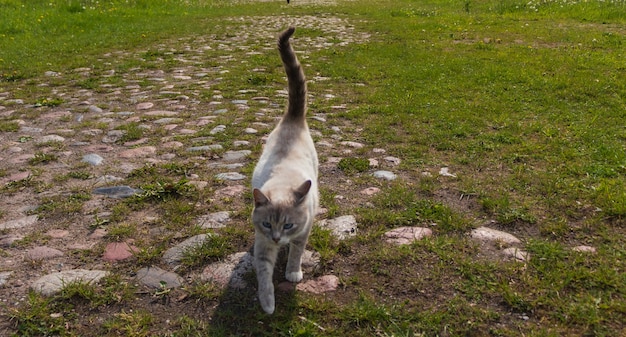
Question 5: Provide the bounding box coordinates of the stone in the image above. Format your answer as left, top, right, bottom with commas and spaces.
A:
244, 128, 257, 134
470, 227, 521, 245
162, 234, 213, 265
36, 134, 65, 144
373, 170, 397, 180
30, 269, 109, 296
0, 215, 38, 230
384, 227, 433, 245
1, 171, 31, 184
93, 175, 124, 186
0, 271, 12, 287
213, 109, 228, 114
215, 185, 246, 197
135, 266, 183, 289
502, 247, 530, 262
296, 275, 339, 294
384, 156, 401, 165
210, 125, 226, 134
231, 100, 248, 105
572, 245, 596, 253
93, 186, 143, 198
88, 105, 103, 114
222, 150, 251, 161
136, 102, 154, 110
216, 172, 246, 181
26, 246, 64, 260
82, 153, 103, 166
0, 234, 24, 247
187, 145, 223, 152
46, 229, 70, 239
198, 211, 231, 229
103, 242, 139, 262
318, 215, 357, 240
144, 110, 179, 117
340, 141, 364, 148
439, 167, 457, 178
201, 251, 253, 289
360, 187, 380, 196
153, 117, 183, 124
119, 146, 156, 158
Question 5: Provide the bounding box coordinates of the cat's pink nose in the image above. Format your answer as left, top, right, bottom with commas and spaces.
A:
273, 237, 280, 243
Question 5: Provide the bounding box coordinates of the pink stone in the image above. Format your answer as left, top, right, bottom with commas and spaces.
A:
1, 171, 31, 184
145, 110, 178, 116
42, 111, 71, 119
136, 102, 154, 110
46, 229, 69, 239
277, 281, 296, 292
85, 144, 114, 153
163, 124, 178, 131
162, 141, 184, 148
102, 242, 139, 262
119, 146, 156, 158
384, 227, 433, 245
215, 185, 246, 197
123, 138, 149, 147
9, 154, 34, 164
360, 187, 380, 196
88, 228, 107, 239
296, 275, 339, 294
26, 246, 64, 260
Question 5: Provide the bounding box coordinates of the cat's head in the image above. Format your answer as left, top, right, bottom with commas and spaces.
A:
252, 180, 312, 244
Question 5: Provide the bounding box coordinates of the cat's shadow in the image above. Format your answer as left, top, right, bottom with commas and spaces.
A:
206, 246, 299, 335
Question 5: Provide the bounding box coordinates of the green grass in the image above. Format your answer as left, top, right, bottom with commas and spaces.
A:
2, 0, 626, 336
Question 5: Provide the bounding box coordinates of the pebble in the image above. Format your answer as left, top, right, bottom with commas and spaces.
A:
82, 153, 104, 166
360, 187, 380, 196
136, 102, 154, 110
135, 266, 183, 289
187, 145, 223, 152
0, 215, 38, 230
296, 275, 339, 294
30, 269, 109, 296
88, 105, 103, 114
384, 227, 432, 245
0, 271, 12, 286
102, 242, 139, 262
162, 234, 213, 265
36, 134, 65, 144
26, 246, 64, 260
201, 251, 253, 289
215, 185, 246, 197
439, 167, 457, 178
502, 247, 530, 262
340, 141, 364, 148
216, 172, 246, 181
572, 245, 596, 253
318, 215, 357, 240
222, 150, 251, 161
210, 125, 226, 134
198, 211, 231, 229
470, 227, 521, 245
119, 146, 156, 158
372, 170, 397, 180
93, 186, 143, 198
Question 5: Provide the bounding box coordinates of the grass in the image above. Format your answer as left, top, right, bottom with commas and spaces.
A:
1, 0, 625, 336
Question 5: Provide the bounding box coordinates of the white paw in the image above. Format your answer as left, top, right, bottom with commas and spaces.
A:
259, 293, 275, 314
285, 270, 303, 283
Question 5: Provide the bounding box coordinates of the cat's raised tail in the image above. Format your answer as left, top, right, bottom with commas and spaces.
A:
278, 27, 307, 124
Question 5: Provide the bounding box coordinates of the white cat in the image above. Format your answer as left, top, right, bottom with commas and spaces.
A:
251, 27, 319, 314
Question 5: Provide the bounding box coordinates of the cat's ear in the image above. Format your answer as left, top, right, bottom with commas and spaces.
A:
253, 189, 270, 207
293, 180, 312, 204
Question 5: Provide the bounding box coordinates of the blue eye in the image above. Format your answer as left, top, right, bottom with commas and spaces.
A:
262, 222, 271, 228
283, 223, 294, 230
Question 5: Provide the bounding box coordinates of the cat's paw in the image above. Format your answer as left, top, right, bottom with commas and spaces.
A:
285, 270, 303, 283
259, 292, 275, 314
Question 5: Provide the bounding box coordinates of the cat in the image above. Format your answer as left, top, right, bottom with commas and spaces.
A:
251, 26, 319, 315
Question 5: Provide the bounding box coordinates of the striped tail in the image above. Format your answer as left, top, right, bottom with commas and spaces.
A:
277, 27, 307, 124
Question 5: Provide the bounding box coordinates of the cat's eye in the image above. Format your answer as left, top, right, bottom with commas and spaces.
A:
283, 223, 294, 230
262, 222, 272, 228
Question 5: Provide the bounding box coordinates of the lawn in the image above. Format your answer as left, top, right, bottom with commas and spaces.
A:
1, 0, 625, 336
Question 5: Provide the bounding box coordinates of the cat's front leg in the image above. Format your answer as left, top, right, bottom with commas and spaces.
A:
255, 239, 278, 314
285, 239, 306, 283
